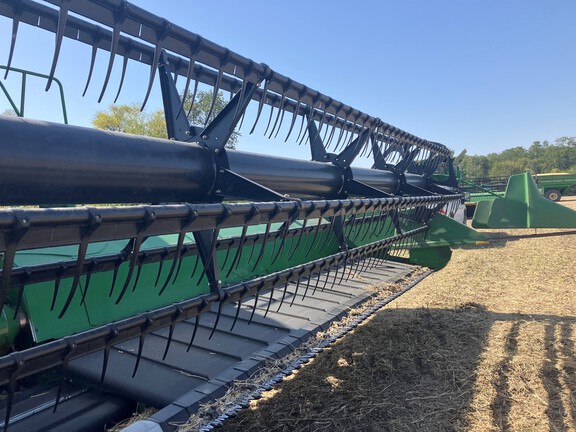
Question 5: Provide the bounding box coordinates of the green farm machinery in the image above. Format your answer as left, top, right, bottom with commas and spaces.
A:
0, 1, 573, 431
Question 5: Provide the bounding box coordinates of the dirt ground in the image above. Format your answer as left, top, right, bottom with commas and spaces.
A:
220, 197, 576, 432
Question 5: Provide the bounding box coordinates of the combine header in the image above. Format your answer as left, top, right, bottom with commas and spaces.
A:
0, 1, 486, 430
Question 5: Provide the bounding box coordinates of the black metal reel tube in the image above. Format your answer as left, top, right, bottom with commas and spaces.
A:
0, 116, 437, 205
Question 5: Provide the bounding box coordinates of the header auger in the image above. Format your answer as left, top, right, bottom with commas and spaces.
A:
0, 1, 486, 430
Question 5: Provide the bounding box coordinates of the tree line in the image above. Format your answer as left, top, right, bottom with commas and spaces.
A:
458, 137, 576, 179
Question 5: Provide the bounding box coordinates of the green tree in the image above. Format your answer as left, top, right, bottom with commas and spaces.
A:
92, 104, 167, 138
458, 155, 490, 179
92, 91, 239, 149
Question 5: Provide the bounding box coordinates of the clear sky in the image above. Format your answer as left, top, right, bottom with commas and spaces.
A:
0, 0, 574, 162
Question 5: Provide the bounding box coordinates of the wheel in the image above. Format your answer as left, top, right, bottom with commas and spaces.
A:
545, 189, 561, 201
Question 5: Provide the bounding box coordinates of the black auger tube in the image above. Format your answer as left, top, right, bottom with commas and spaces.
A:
0, 116, 426, 205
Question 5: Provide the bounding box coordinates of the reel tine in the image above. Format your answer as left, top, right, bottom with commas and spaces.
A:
45, 1, 70, 91
131, 252, 147, 293
264, 277, 279, 318
113, 54, 130, 103
4, 354, 24, 432
53, 340, 76, 413
252, 221, 273, 271
304, 217, 323, 259
162, 306, 183, 360
141, 22, 171, 110
290, 268, 306, 306
249, 78, 270, 134
284, 96, 302, 142
295, 107, 308, 144
154, 248, 169, 287
230, 291, 244, 332
189, 253, 200, 282
186, 314, 201, 352
205, 68, 224, 125
115, 238, 143, 304
277, 271, 293, 312
226, 225, 248, 278
176, 57, 196, 119
132, 316, 153, 378
13, 268, 30, 320
108, 256, 123, 297
100, 326, 118, 386
82, 44, 99, 97
287, 218, 308, 260
186, 79, 200, 119
171, 245, 189, 285
50, 265, 66, 312
0, 211, 30, 318
196, 229, 220, 285
312, 263, 324, 294
220, 239, 234, 270
301, 267, 315, 301
159, 232, 187, 293
59, 211, 100, 318
4, 14, 19, 79
209, 299, 225, 340
334, 118, 348, 152
272, 95, 288, 139
325, 115, 338, 150
330, 258, 341, 290
321, 260, 333, 291
248, 291, 259, 324
80, 260, 96, 306
98, 22, 121, 102
263, 100, 276, 136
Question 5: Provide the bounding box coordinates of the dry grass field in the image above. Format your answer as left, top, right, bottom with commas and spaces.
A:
220, 198, 576, 432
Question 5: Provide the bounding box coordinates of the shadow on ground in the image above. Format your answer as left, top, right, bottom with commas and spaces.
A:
221, 306, 576, 432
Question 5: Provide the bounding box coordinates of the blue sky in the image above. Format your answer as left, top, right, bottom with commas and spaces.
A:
0, 0, 574, 162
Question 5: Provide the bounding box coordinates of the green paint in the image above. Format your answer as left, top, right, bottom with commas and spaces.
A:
472, 173, 576, 229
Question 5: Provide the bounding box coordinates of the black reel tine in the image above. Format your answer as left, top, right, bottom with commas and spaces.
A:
80, 260, 97, 306
0, 211, 30, 318
113, 54, 130, 103
188, 251, 200, 284
4, 353, 25, 432
277, 271, 293, 312
98, 18, 122, 102
271, 93, 288, 138
284, 94, 303, 142
220, 239, 234, 270
248, 291, 260, 324
141, 21, 171, 110
290, 269, 305, 307
13, 268, 30, 320
230, 291, 244, 332
154, 248, 169, 287
82, 43, 99, 97
50, 264, 67, 312
59, 214, 99, 318
205, 68, 225, 125
186, 79, 200, 119
53, 339, 76, 413
109, 247, 128, 298
209, 297, 226, 340
131, 251, 148, 293
249, 75, 271, 134
264, 277, 279, 318
172, 245, 190, 285
115, 237, 144, 304
252, 219, 274, 272
159, 232, 186, 294
176, 55, 196, 119
45, 1, 69, 91
226, 224, 248, 278
301, 268, 315, 301
186, 313, 201, 352
263, 99, 276, 136
288, 218, 308, 260
4, 13, 20, 79
100, 326, 119, 387
132, 315, 153, 378
162, 306, 183, 361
